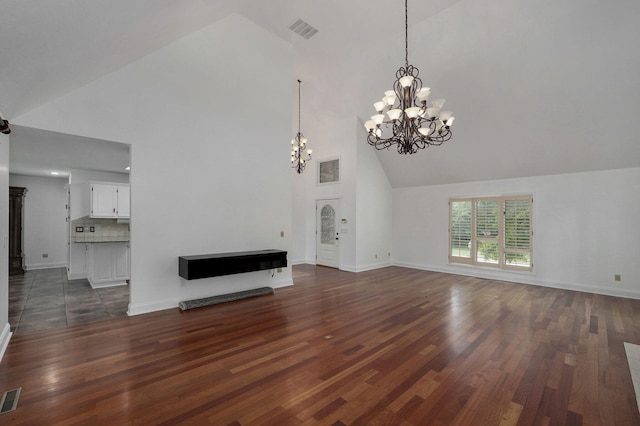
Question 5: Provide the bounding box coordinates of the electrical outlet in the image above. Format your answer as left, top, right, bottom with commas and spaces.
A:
75, 226, 84, 232
90, 226, 95, 232
280, 231, 284, 237
277, 268, 282, 273
615, 274, 621, 282
42, 253, 48, 258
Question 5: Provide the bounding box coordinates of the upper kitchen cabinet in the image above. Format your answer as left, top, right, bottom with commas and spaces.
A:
91, 183, 130, 219
116, 185, 130, 217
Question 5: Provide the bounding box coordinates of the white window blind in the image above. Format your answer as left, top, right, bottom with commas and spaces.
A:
503, 197, 532, 270
450, 200, 472, 261
449, 195, 533, 271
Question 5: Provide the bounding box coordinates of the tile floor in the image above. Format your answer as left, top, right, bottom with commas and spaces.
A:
9, 267, 129, 335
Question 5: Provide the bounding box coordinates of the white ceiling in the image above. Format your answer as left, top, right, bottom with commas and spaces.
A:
8, 125, 129, 178
1, 0, 639, 185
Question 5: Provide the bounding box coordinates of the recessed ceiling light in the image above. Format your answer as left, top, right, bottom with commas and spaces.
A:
50, 171, 60, 175
125, 166, 130, 171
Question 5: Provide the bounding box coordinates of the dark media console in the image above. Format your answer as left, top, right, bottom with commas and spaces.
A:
178, 249, 287, 280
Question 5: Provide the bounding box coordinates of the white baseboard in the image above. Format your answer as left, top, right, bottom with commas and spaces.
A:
0, 323, 12, 364
89, 280, 128, 289
271, 278, 294, 288
67, 270, 87, 280
393, 261, 640, 300
353, 261, 392, 273
127, 299, 177, 316
339, 264, 357, 272
26, 262, 67, 270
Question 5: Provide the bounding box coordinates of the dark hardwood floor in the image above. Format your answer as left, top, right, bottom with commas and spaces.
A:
1, 265, 639, 425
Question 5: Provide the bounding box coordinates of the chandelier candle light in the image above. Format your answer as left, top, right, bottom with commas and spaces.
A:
292, 79, 312, 173
364, 0, 454, 155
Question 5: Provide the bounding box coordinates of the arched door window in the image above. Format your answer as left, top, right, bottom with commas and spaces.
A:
320, 205, 336, 245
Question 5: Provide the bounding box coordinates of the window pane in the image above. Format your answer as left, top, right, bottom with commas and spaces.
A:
450, 201, 471, 258
504, 198, 531, 268
319, 159, 340, 183
320, 205, 336, 245
476, 200, 499, 238
475, 200, 499, 264
504, 251, 531, 267
476, 241, 499, 264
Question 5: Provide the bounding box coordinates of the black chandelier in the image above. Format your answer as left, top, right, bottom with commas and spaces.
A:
364, 0, 454, 155
291, 79, 312, 173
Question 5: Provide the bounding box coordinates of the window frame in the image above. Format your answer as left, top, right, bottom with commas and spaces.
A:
449, 195, 533, 272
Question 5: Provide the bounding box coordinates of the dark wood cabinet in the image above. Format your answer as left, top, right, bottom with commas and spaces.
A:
9, 186, 27, 275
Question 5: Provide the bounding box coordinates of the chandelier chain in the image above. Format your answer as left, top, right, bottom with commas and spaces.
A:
405, 0, 408, 68
297, 79, 301, 134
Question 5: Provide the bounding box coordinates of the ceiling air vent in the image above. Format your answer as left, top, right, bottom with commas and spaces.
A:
289, 19, 318, 40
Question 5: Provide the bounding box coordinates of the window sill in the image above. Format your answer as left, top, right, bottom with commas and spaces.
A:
447, 261, 535, 276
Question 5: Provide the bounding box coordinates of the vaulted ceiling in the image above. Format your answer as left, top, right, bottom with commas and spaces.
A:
2, 0, 639, 185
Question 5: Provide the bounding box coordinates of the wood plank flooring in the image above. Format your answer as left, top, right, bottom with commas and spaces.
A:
1, 265, 639, 425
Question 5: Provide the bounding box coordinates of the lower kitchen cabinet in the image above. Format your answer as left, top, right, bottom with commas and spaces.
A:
87, 242, 130, 288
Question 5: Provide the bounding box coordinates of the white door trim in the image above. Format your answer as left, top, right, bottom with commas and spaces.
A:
316, 198, 340, 268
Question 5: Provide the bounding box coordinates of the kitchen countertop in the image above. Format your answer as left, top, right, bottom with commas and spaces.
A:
72, 237, 130, 243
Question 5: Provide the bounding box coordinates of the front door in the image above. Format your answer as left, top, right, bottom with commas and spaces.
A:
316, 199, 339, 268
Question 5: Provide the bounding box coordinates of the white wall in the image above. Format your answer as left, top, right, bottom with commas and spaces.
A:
0, 133, 11, 361
8, 174, 67, 270
293, 115, 358, 271
14, 14, 294, 315
290, 114, 393, 273
392, 167, 640, 299
355, 121, 393, 271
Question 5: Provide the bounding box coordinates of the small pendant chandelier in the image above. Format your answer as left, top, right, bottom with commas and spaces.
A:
292, 79, 312, 173
364, 0, 454, 155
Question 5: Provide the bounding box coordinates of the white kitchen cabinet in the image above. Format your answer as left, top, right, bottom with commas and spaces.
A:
91, 183, 130, 218
116, 185, 130, 218
87, 242, 130, 288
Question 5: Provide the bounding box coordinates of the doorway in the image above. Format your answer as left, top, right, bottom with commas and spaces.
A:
7, 125, 131, 333
316, 199, 340, 268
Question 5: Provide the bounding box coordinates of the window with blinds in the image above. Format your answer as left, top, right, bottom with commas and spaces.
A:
449, 195, 533, 271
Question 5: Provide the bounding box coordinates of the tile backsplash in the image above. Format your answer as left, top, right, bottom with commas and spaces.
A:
72, 216, 130, 243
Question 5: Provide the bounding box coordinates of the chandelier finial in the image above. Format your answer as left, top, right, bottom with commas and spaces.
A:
364, 0, 455, 155
292, 79, 312, 173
